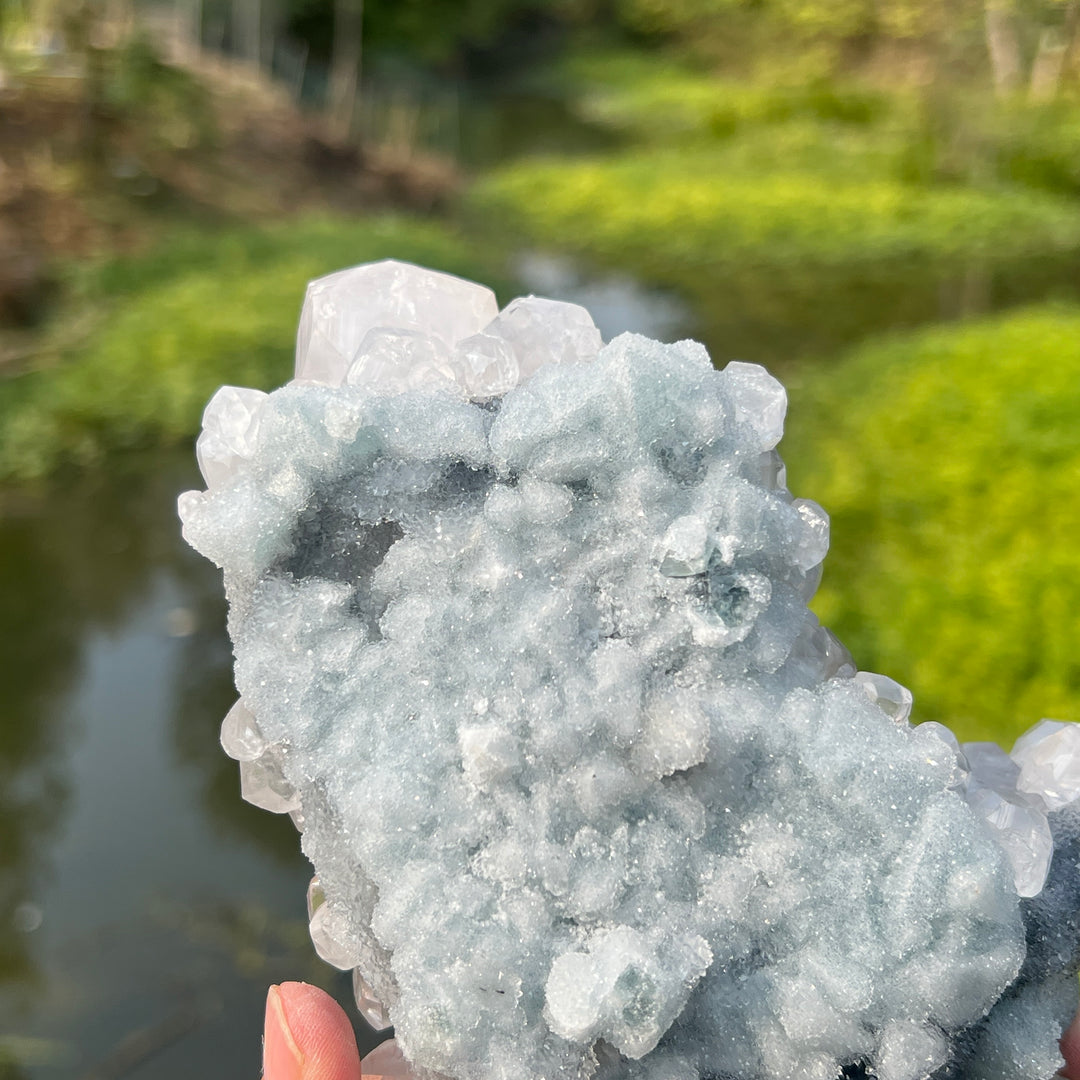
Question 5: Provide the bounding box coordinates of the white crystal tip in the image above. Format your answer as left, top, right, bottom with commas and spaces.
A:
292, 261, 603, 399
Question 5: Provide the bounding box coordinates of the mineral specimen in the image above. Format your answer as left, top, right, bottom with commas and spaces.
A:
178, 260, 1080, 1080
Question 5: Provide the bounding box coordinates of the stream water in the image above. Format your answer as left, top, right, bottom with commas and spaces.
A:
0, 456, 329, 1078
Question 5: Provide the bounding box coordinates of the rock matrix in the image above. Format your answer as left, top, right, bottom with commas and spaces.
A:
180, 260, 1080, 1080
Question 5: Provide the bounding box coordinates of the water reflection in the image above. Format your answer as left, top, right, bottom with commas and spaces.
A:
0, 454, 357, 1078
167, 560, 303, 868
514, 251, 694, 344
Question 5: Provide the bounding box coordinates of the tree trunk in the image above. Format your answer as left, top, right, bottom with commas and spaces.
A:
174, 0, 202, 61
328, 0, 363, 141
985, 0, 1023, 96
1030, 27, 1067, 101
233, 0, 261, 68
1061, 0, 1080, 86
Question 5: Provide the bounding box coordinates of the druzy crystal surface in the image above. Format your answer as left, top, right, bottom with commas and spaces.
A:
179, 260, 1080, 1080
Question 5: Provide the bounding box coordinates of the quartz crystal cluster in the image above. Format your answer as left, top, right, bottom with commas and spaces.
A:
179, 260, 1080, 1080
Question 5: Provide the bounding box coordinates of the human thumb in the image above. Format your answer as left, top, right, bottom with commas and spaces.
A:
263, 983, 362, 1080
1061, 1006, 1080, 1080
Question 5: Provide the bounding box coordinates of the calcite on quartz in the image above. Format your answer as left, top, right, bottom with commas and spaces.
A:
180, 260, 1080, 1080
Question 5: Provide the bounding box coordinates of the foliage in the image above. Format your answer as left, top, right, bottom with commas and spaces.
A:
996, 104, 1080, 194
98, 34, 217, 157
783, 305, 1080, 744
0, 216, 510, 484
559, 48, 1080, 196
610, 0, 1080, 86
611, 0, 990, 75
476, 151, 1080, 267
561, 50, 894, 143
286, 0, 580, 66
471, 151, 1080, 360
900, 92, 1080, 197
617, 0, 879, 40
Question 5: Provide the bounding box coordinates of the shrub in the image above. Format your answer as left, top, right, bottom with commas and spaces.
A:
472, 152, 1080, 362
477, 151, 1080, 268
560, 50, 893, 144
783, 305, 1080, 745
0, 215, 510, 483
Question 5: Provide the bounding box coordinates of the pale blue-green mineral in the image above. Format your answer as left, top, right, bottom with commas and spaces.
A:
179, 260, 1080, 1080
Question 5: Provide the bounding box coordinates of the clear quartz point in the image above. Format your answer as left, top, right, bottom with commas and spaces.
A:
965, 784, 1053, 898
1011, 718, 1080, 811
346, 327, 461, 396
239, 753, 301, 814
295, 261, 498, 387
196, 386, 267, 489
722, 361, 787, 450
309, 897, 360, 970
819, 626, 856, 680
915, 721, 969, 789
481, 295, 602, 380
353, 968, 393, 1031
853, 672, 914, 724
219, 700, 267, 761
755, 449, 787, 492
360, 1039, 414, 1079
450, 331, 520, 399
784, 614, 855, 682
961, 738, 1053, 896
306, 876, 324, 920
963, 741, 1021, 793
791, 499, 830, 573
658, 516, 713, 577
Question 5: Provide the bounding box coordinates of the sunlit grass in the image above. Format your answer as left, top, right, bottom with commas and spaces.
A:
474, 152, 1080, 273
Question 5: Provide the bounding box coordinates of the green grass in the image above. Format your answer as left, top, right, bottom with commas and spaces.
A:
559, 48, 1080, 197
0, 215, 511, 484
783, 305, 1080, 745
558, 49, 894, 143
475, 152, 1080, 271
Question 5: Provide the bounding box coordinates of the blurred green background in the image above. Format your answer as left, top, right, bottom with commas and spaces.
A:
0, 0, 1078, 1075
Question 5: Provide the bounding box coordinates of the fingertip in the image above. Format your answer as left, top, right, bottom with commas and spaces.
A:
264, 982, 362, 1080
1061, 1008, 1080, 1079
